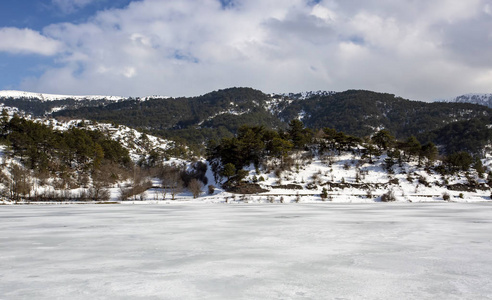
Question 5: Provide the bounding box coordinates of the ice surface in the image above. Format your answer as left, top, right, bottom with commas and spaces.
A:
1, 203, 492, 299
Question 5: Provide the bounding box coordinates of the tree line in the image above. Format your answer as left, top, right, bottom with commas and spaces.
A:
0, 111, 131, 201
207, 120, 484, 189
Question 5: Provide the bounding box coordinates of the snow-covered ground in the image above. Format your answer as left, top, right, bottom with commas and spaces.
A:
1, 203, 492, 299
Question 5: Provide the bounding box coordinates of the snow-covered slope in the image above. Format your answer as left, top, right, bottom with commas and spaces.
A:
443, 93, 492, 108
40, 118, 175, 162
0, 90, 124, 101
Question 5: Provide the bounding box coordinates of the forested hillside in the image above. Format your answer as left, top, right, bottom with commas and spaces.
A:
52, 88, 284, 143
2, 87, 492, 155
277, 90, 492, 139
0, 97, 118, 116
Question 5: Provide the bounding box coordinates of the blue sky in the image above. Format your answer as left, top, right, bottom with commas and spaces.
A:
0, 0, 135, 29
0, 0, 134, 90
1, 0, 492, 100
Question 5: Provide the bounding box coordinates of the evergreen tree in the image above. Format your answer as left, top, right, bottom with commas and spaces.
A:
372, 129, 394, 150
420, 142, 438, 163
288, 119, 312, 150
221, 163, 236, 180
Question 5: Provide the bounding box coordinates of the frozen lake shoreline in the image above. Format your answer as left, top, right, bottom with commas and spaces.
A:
1, 203, 492, 299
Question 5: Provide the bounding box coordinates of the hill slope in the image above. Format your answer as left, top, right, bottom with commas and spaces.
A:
2, 87, 492, 154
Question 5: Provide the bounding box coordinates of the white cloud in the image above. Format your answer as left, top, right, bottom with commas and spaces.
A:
17, 0, 492, 100
0, 27, 63, 56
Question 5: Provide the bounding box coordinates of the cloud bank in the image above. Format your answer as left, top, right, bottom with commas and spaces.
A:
6, 0, 492, 100
0, 27, 63, 56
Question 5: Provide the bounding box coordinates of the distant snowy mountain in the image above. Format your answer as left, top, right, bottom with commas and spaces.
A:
443, 93, 492, 108
0, 90, 124, 101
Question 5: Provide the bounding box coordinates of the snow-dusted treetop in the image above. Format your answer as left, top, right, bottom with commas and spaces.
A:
0, 90, 125, 102
273, 90, 337, 100
439, 93, 492, 108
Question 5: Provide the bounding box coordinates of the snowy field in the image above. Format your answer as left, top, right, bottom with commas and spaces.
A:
1, 203, 492, 299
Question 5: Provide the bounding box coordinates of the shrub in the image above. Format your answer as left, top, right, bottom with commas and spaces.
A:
208, 185, 215, 195
418, 176, 429, 187
442, 192, 450, 201
381, 190, 396, 202
389, 178, 399, 185
181, 161, 208, 187
320, 187, 328, 200
306, 182, 318, 190
89, 186, 110, 201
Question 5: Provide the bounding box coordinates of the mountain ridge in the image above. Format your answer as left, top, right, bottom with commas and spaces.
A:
0, 90, 125, 102
442, 93, 492, 108
2, 87, 492, 155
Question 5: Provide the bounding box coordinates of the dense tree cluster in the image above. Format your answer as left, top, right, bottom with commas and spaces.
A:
53, 87, 284, 145
0, 112, 130, 174
420, 117, 492, 155
207, 121, 313, 186
277, 90, 492, 140
207, 119, 480, 189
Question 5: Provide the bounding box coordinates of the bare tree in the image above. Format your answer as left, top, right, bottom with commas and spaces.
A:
188, 179, 203, 199
9, 165, 31, 201
170, 177, 183, 200
91, 168, 111, 201
160, 164, 184, 200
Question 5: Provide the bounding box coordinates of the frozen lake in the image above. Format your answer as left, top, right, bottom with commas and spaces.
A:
1, 203, 492, 299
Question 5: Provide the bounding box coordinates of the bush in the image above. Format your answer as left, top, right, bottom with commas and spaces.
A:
381, 190, 396, 202
442, 192, 450, 201
320, 187, 328, 200
89, 187, 110, 201
306, 182, 318, 190
208, 185, 215, 195
418, 176, 429, 187
181, 161, 208, 187
119, 180, 152, 200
